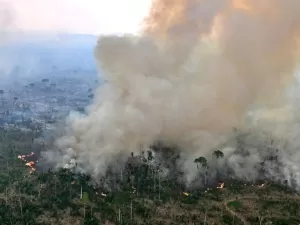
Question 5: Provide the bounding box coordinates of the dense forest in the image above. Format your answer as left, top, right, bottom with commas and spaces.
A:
0, 124, 300, 225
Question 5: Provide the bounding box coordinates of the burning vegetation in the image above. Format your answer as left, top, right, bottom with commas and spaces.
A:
18, 152, 38, 174
183, 192, 189, 196
55, 132, 286, 196
217, 182, 225, 189
1, 126, 300, 225
257, 183, 265, 188
1, 0, 300, 223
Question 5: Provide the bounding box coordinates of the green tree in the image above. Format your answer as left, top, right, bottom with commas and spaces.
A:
213, 150, 224, 181
82, 192, 89, 203
194, 157, 208, 187
193, 158, 200, 169
198, 156, 208, 168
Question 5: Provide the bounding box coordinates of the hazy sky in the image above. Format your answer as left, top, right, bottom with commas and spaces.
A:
0, 0, 152, 35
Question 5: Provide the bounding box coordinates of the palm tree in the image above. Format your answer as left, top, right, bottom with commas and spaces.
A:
213, 150, 224, 159
213, 150, 224, 181
198, 156, 208, 168
199, 157, 209, 187
194, 156, 208, 168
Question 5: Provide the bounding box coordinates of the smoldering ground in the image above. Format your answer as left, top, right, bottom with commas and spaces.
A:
42, 0, 300, 189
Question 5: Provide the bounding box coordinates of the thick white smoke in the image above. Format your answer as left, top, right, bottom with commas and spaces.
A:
0, 2, 17, 81
0, 1, 16, 43
44, 0, 300, 187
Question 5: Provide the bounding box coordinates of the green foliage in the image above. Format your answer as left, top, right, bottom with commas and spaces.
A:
213, 150, 224, 159
271, 218, 300, 225
227, 200, 243, 210
180, 195, 199, 204
82, 192, 90, 204
0, 128, 298, 224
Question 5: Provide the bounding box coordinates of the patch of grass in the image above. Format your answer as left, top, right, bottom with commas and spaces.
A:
271, 218, 300, 225
227, 200, 243, 210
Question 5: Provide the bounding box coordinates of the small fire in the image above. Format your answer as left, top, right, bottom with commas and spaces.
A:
25, 161, 35, 167
17, 152, 37, 174
25, 161, 36, 174
217, 182, 225, 189
18, 152, 35, 161
183, 192, 189, 196
71, 181, 76, 185
258, 183, 265, 188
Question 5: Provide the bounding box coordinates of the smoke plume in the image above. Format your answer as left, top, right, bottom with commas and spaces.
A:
0, 1, 15, 43
44, 0, 300, 186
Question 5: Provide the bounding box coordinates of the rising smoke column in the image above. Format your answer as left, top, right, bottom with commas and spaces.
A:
46, 0, 300, 182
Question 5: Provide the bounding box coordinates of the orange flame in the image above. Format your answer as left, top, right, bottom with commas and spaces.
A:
17, 152, 37, 174
217, 182, 225, 189
25, 161, 35, 167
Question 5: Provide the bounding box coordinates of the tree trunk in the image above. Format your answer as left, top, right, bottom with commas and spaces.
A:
153, 170, 155, 192
158, 175, 161, 201
216, 158, 219, 181
19, 198, 23, 222
83, 204, 86, 224
204, 171, 208, 187
5, 187, 7, 205
38, 182, 41, 199
130, 200, 133, 221
259, 216, 265, 225
118, 208, 121, 223
54, 176, 57, 195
